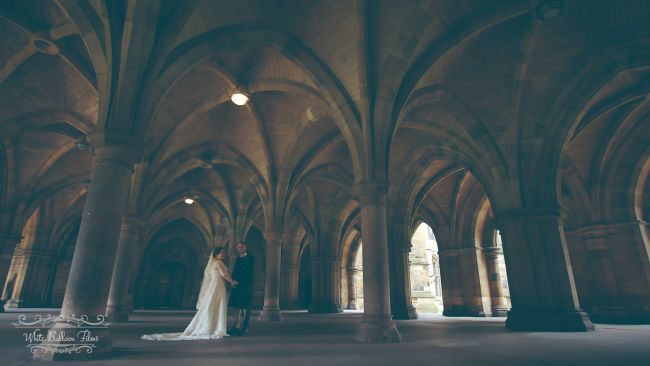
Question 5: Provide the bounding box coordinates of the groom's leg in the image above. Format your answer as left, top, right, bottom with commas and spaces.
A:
241, 307, 251, 334
236, 309, 242, 328
228, 307, 241, 334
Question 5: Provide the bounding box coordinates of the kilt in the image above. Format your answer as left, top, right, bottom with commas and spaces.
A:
228, 282, 253, 308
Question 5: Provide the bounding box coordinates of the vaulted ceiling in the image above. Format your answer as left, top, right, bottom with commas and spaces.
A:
1, 0, 648, 258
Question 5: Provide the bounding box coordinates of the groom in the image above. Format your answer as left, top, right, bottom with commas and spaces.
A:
228, 241, 255, 336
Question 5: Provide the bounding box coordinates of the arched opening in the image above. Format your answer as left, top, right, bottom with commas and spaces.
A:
137, 239, 197, 309
474, 199, 511, 317
135, 219, 204, 309
488, 229, 511, 316
152, 262, 187, 309
409, 222, 443, 314
3, 208, 40, 308
352, 243, 364, 310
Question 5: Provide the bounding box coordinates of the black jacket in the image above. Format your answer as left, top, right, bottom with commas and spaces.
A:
229, 253, 255, 308
232, 253, 254, 288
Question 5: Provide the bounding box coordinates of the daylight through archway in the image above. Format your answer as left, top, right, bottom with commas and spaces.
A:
409, 223, 443, 314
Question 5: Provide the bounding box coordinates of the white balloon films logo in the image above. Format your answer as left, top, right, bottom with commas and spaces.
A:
13, 314, 110, 354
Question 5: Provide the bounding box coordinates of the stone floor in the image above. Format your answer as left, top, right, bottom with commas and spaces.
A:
1, 308, 649, 366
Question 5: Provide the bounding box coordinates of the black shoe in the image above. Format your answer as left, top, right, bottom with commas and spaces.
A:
227, 327, 240, 336
239, 328, 248, 337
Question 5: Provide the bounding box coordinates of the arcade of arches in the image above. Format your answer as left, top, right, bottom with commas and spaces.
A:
0, 0, 649, 363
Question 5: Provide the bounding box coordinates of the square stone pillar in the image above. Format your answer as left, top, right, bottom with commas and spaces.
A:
484, 246, 511, 317
388, 241, 417, 319
3, 248, 55, 308
310, 256, 343, 313
0, 233, 21, 312
259, 231, 283, 321
495, 208, 594, 331
439, 247, 491, 317
346, 267, 358, 309
567, 221, 650, 323
106, 217, 144, 322
280, 265, 300, 309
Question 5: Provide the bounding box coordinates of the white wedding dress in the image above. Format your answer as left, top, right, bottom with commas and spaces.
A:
141, 256, 229, 340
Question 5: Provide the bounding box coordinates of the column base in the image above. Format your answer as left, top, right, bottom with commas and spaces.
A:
279, 304, 302, 311
392, 305, 418, 320
32, 323, 113, 361
354, 314, 401, 343
258, 306, 282, 321
347, 303, 357, 310
590, 305, 650, 324
443, 306, 488, 317
3, 299, 45, 308
105, 305, 130, 323
506, 309, 595, 331
491, 305, 510, 317
309, 303, 342, 314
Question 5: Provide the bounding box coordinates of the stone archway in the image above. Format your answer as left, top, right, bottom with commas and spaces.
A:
409, 223, 443, 314
136, 239, 198, 309
350, 243, 364, 310
151, 262, 187, 309
135, 219, 206, 310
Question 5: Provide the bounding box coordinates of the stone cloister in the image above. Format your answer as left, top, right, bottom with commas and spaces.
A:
0, 0, 648, 364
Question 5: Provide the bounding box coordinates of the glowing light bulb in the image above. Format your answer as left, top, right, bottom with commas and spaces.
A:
184, 198, 195, 205
230, 92, 249, 106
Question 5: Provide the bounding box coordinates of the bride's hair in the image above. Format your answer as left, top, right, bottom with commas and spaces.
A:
211, 246, 224, 258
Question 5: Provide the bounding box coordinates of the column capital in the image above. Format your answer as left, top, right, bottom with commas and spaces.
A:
312, 256, 339, 263
88, 131, 143, 170
438, 247, 481, 257
263, 230, 283, 245
483, 246, 503, 258
354, 180, 389, 206
13, 247, 55, 260
0, 233, 22, 255
494, 206, 568, 229
388, 240, 412, 252
0, 232, 22, 243
122, 217, 145, 232
283, 264, 299, 272
565, 220, 647, 237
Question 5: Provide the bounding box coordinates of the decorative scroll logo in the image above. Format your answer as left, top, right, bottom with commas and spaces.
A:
13, 314, 110, 354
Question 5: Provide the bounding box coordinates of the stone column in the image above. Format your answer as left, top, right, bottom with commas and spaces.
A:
259, 231, 282, 321
347, 267, 357, 309
0, 233, 21, 312
439, 248, 491, 316
310, 256, 342, 313
125, 241, 146, 313
106, 217, 144, 322
567, 221, 650, 323
354, 181, 401, 342
280, 264, 300, 309
33, 133, 141, 361
495, 208, 594, 331
4, 248, 55, 308
484, 246, 510, 317
388, 240, 417, 319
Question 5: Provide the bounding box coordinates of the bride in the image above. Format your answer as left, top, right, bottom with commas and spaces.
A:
141, 246, 238, 340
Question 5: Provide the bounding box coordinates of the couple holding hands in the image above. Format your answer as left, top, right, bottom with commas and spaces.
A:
142, 242, 254, 341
